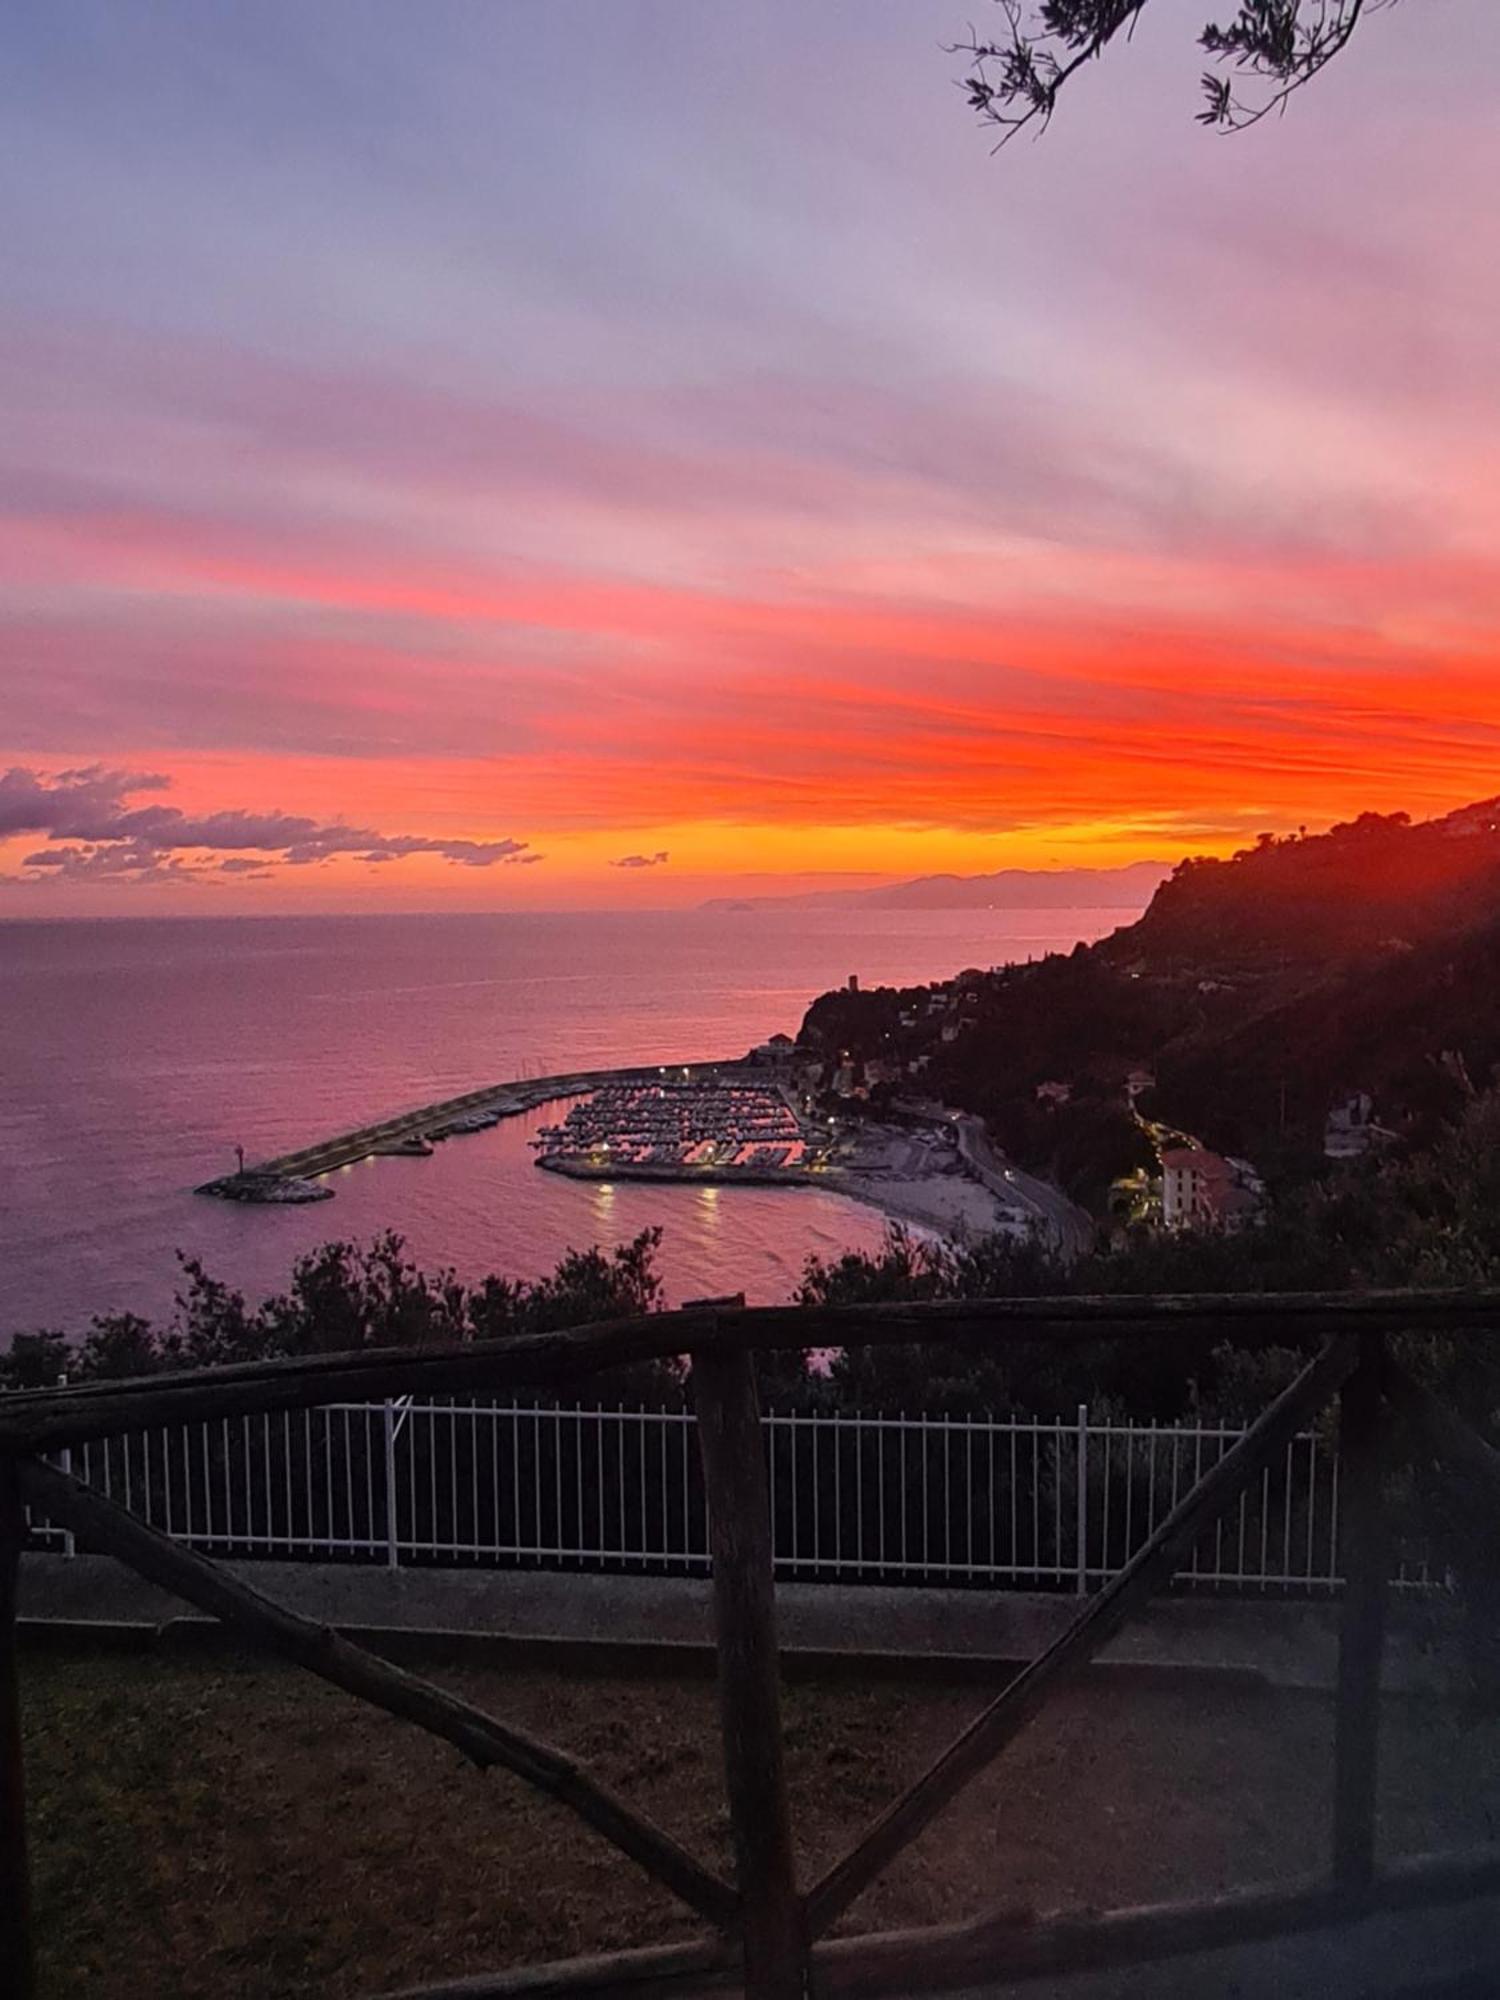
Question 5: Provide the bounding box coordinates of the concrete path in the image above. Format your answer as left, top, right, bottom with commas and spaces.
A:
16, 1555, 1452, 1692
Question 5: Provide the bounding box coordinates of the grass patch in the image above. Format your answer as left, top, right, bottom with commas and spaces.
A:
22, 1645, 1500, 1996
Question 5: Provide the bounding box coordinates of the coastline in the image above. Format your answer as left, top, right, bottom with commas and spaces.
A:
202, 1056, 1038, 1251
537, 1140, 1024, 1244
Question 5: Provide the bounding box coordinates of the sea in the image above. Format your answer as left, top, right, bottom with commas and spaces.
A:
0, 907, 1131, 1338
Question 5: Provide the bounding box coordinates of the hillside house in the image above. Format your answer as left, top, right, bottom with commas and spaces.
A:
1161, 1146, 1262, 1232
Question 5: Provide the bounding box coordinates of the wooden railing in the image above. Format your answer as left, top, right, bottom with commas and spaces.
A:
5, 1290, 1500, 1997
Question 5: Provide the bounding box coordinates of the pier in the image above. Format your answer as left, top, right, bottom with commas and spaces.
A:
196, 1058, 752, 1198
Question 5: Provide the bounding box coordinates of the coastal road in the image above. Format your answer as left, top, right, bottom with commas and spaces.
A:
953, 1114, 1095, 1261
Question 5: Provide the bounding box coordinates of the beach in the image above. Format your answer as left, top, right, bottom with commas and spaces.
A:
533, 1086, 1033, 1245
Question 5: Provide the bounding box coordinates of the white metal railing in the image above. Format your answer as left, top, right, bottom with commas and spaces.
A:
24, 1400, 1440, 1594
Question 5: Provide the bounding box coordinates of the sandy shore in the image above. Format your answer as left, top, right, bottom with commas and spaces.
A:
827, 1166, 1022, 1240
535, 1103, 1032, 1245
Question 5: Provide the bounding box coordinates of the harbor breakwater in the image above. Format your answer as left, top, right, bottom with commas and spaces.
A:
196, 1058, 752, 1202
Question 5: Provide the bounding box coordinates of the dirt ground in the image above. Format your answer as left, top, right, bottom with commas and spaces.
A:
21, 1645, 1500, 1998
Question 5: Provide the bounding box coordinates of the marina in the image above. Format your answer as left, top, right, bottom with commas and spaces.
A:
194, 1059, 737, 1199
533, 1077, 824, 1178
196, 1051, 1039, 1247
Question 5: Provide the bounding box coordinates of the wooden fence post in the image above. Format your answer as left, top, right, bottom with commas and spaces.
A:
691, 1345, 804, 1997
0, 1457, 33, 1999
1333, 1333, 1388, 1892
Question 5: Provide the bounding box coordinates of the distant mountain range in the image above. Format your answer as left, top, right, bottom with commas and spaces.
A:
702, 860, 1172, 913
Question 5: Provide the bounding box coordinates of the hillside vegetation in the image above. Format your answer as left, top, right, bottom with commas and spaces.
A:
799, 800, 1500, 1194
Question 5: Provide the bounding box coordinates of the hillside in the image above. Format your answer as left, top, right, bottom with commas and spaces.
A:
797, 800, 1500, 1201
1099, 809, 1500, 974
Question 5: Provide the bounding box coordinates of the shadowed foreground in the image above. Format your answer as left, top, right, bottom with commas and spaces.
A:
25, 1650, 1500, 1998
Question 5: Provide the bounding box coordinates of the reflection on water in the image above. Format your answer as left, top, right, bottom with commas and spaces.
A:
0, 905, 1128, 1333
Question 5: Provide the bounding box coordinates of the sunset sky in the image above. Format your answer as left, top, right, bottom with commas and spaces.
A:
4, 0, 1500, 913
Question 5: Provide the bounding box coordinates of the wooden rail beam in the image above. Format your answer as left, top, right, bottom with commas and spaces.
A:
376, 1845, 1500, 1999
378, 1936, 734, 1998
692, 1347, 805, 1998
17, 1460, 738, 1930
7, 1290, 1500, 1453
1332, 1333, 1389, 1890
804, 1335, 1360, 1937
0, 1460, 32, 2000
812, 1843, 1500, 1998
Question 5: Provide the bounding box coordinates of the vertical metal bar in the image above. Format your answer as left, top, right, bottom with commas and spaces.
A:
899, 1412, 907, 1576
1189, 1426, 1203, 1583
1052, 1418, 1063, 1580
656, 1408, 665, 1565
879, 1414, 889, 1576
942, 1416, 950, 1576
1102, 1427, 1113, 1580
1012, 1424, 1024, 1576
615, 1406, 625, 1564
596, 1406, 605, 1564
382, 1400, 400, 1569
637, 1404, 646, 1566
986, 1417, 994, 1580
1334, 1335, 1388, 1891
57, 1430, 75, 1559
362, 1408, 375, 1554
920, 1411, 929, 1577
303, 1409, 314, 1552
340, 1409, 353, 1551
262, 1412, 273, 1551
491, 1404, 502, 1559
814, 1413, 822, 1572
445, 1402, 456, 1557
680, 1409, 690, 1569
412, 1406, 422, 1554
1075, 1404, 1088, 1595
283, 1413, 295, 1549
835, 1409, 844, 1575
856, 1416, 868, 1568
321, 1409, 332, 1554
0, 1459, 33, 1999
792, 1417, 800, 1571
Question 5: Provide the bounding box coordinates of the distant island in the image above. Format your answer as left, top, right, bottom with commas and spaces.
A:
701, 860, 1171, 912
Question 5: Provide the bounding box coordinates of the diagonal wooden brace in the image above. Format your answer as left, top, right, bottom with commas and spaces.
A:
805, 1335, 1360, 1936
17, 1458, 738, 1930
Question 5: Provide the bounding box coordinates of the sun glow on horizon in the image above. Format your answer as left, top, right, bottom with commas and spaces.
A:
5, 1, 1500, 914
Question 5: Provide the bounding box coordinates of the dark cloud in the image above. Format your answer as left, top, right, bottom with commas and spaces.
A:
610, 849, 670, 869
0, 766, 537, 885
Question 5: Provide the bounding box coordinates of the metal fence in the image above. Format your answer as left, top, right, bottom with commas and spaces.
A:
25, 1399, 1439, 1594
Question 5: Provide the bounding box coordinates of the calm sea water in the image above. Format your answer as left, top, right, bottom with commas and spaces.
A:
0, 908, 1129, 1336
